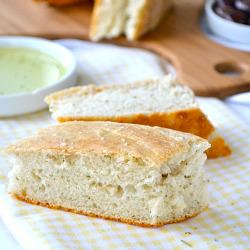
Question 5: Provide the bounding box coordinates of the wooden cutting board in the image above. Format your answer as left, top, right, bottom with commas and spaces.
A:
1, 0, 250, 97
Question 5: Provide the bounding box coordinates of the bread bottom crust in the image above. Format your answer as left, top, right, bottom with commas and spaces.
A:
56, 108, 231, 158
13, 194, 207, 228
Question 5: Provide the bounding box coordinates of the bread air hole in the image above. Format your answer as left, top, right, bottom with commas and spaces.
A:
142, 184, 151, 191
126, 184, 136, 193
31, 171, 41, 181
116, 185, 124, 198
39, 184, 46, 192
21, 189, 27, 197
162, 174, 168, 182
90, 182, 124, 198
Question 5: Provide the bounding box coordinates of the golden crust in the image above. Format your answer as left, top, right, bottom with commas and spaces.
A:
56, 108, 215, 139
53, 112, 231, 159
13, 194, 207, 228
6, 121, 204, 167
206, 137, 232, 158
55, 111, 231, 159
131, 0, 172, 40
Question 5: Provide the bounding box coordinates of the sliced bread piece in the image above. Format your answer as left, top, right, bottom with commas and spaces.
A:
45, 76, 231, 158
6, 121, 210, 227
90, 0, 172, 41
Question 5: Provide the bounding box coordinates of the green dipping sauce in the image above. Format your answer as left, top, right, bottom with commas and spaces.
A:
0, 47, 66, 95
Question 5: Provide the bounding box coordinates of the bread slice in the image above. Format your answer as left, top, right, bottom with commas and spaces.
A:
90, 0, 172, 41
6, 121, 210, 227
45, 76, 231, 158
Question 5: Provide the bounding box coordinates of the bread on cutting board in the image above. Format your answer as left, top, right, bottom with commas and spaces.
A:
39, 0, 172, 41
45, 76, 231, 158
90, 0, 172, 41
6, 121, 210, 227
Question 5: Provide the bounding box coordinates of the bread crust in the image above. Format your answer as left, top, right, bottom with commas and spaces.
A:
13, 194, 207, 228
56, 108, 214, 139
89, 0, 102, 40
55, 110, 231, 159
128, 0, 151, 40
6, 121, 205, 167
130, 0, 172, 40
206, 137, 232, 158
45, 78, 194, 103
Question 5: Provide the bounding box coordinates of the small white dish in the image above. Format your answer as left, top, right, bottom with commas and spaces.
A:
200, 15, 250, 52
205, 0, 250, 44
0, 36, 77, 117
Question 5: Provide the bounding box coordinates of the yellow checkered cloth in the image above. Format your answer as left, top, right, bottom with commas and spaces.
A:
0, 40, 249, 250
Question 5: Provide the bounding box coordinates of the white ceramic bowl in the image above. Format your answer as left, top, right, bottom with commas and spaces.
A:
205, 0, 250, 44
0, 36, 77, 117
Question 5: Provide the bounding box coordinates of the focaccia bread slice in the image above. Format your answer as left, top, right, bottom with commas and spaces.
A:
90, 0, 172, 41
6, 121, 210, 227
45, 76, 231, 158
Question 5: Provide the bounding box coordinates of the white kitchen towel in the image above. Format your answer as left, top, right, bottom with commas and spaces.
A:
0, 40, 249, 250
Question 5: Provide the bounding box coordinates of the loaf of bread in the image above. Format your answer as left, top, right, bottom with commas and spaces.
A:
45, 76, 231, 158
90, 0, 172, 41
6, 121, 210, 227
38, 0, 171, 40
